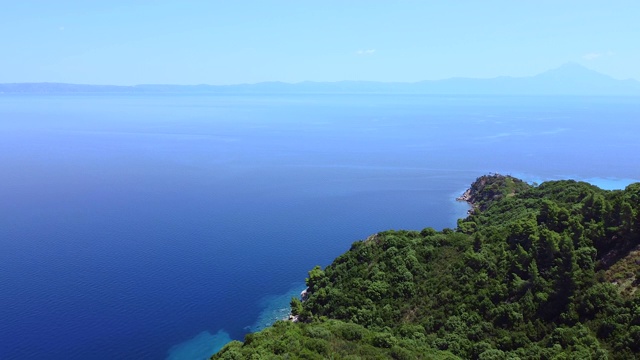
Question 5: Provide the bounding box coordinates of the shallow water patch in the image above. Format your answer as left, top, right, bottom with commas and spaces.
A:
166, 330, 232, 360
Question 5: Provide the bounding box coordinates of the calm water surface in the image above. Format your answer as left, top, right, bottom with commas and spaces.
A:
1, 94, 639, 359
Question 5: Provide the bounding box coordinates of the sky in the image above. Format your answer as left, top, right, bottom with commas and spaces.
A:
1, 1, 639, 85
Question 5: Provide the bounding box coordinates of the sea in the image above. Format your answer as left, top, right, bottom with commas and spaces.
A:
1, 93, 639, 359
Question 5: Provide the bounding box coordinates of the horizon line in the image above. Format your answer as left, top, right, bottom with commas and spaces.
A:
3, 63, 636, 88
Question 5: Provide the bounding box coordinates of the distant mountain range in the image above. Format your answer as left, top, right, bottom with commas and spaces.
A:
2, 63, 640, 95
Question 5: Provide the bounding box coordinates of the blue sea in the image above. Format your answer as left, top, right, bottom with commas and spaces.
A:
1, 94, 639, 359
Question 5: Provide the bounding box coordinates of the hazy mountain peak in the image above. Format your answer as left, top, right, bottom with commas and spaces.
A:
535, 62, 611, 80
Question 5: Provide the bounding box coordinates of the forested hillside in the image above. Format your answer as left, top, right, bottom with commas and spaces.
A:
213, 175, 640, 359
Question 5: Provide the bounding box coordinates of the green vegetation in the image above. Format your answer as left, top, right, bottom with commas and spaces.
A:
214, 319, 458, 359
213, 175, 640, 359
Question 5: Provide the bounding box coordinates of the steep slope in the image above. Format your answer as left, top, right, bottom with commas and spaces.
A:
213, 175, 640, 359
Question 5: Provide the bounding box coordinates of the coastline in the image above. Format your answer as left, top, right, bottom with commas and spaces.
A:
455, 187, 475, 216
245, 284, 307, 333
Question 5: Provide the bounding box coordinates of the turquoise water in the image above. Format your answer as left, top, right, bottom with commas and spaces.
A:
0, 94, 639, 359
167, 330, 232, 360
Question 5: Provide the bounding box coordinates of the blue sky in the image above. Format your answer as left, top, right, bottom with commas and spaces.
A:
2, 1, 639, 85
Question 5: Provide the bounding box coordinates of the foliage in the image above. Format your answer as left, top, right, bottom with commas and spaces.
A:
213, 175, 640, 359
212, 319, 458, 359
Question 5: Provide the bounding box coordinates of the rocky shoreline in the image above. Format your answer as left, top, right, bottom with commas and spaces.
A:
456, 187, 476, 215
456, 188, 471, 202
287, 288, 309, 323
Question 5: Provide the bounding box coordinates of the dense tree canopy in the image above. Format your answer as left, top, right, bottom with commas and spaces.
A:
213, 175, 640, 359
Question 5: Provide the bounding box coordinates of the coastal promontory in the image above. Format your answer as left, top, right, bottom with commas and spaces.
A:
213, 174, 640, 359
